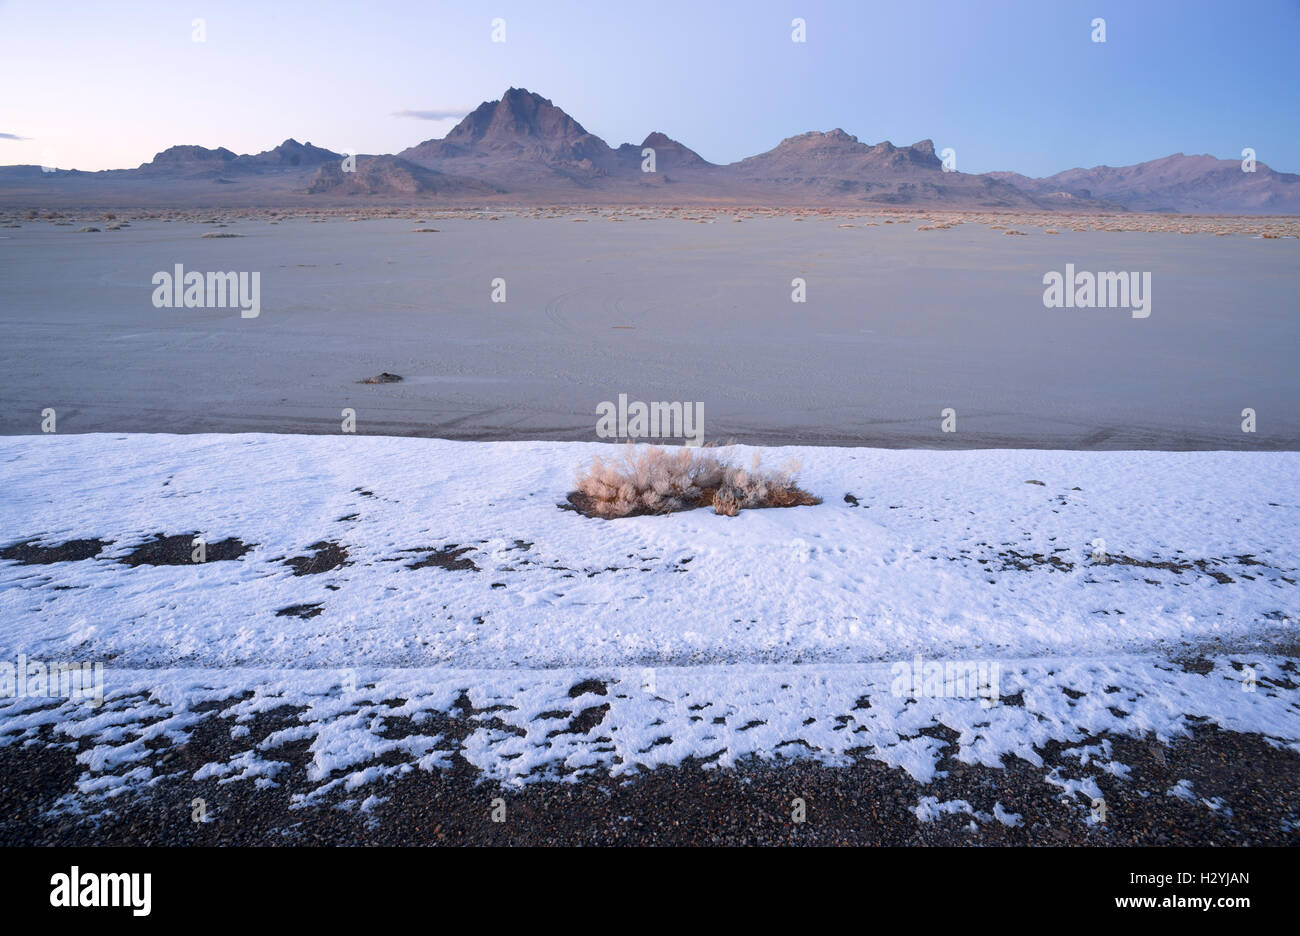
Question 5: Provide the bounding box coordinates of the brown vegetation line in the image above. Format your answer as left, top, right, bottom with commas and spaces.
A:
567, 447, 821, 519
5, 204, 1299, 237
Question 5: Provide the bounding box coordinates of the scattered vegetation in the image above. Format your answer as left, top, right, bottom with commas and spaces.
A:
405, 545, 478, 571
276, 602, 324, 619
283, 540, 348, 576
567, 446, 821, 519
0, 537, 110, 564
121, 533, 252, 566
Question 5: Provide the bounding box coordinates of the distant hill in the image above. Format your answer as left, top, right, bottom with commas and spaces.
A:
989, 153, 1300, 214
2, 89, 1295, 213
306, 155, 501, 196
237, 139, 342, 170
614, 132, 716, 172
135, 140, 343, 178
398, 88, 622, 187
726, 130, 1044, 207
137, 144, 239, 174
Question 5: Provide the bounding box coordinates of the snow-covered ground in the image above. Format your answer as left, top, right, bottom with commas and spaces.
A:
1, 434, 1297, 809
4, 434, 1297, 667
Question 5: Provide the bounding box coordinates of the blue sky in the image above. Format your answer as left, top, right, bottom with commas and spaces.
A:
1, 0, 1297, 175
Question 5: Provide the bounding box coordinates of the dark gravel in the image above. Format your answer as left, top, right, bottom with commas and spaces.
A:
2, 708, 1295, 846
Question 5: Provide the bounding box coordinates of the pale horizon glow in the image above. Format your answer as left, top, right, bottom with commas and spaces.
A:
1, 0, 1297, 176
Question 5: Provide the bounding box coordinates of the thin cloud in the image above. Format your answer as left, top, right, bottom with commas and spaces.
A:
392, 109, 467, 121
0, 132, 31, 141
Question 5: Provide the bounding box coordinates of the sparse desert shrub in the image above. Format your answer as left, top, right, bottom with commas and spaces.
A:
358, 372, 403, 384
713, 488, 739, 517
566, 445, 820, 519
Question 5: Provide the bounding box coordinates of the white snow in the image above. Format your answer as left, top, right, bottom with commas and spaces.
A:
0, 433, 1297, 803
2, 434, 1296, 669
913, 797, 1023, 827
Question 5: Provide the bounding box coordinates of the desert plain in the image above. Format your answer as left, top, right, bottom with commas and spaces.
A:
1, 206, 1296, 449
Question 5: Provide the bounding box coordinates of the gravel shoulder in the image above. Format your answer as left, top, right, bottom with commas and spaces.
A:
3, 705, 1296, 846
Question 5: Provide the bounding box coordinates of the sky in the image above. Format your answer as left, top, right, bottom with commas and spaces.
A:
1, 0, 1297, 176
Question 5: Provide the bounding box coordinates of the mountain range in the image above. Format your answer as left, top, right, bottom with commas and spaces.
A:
2, 87, 1295, 213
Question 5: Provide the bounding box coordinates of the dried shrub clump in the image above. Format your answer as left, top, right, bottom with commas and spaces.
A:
566, 446, 821, 519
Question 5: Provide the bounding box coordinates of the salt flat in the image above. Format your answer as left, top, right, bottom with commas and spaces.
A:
0, 216, 1295, 448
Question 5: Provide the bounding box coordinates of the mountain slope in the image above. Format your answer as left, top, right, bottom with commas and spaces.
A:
990, 153, 1300, 214
237, 138, 343, 169
306, 155, 501, 196
615, 131, 717, 173
3, 89, 1297, 211
727, 129, 1045, 207
399, 88, 618, 186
